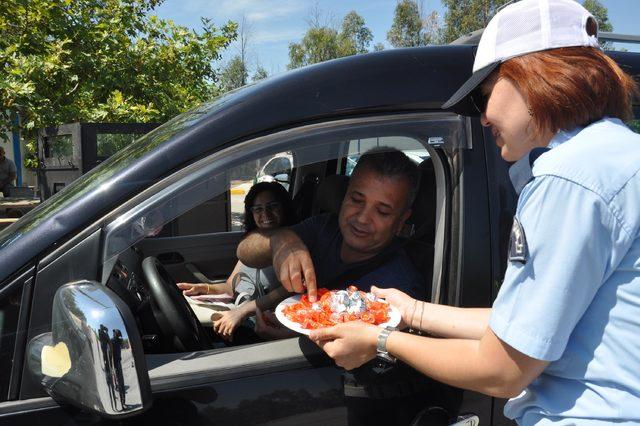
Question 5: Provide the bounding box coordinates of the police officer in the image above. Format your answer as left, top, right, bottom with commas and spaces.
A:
308, 0, 640, 424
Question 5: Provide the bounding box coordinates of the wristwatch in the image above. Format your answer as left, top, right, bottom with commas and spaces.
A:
376, 326, 397, 363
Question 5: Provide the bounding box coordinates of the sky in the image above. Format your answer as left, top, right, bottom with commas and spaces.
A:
154, 0, 640, 77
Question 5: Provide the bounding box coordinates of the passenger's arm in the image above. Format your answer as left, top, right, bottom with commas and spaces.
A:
255, 284, 291, 311
212, 300, 258, 341
223, 260, 244, 294
238, 229, 318, 301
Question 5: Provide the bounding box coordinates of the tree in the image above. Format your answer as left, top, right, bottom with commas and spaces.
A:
288, 9, 373, 69
252, 66, 269, 82
0, 0, 237, 150
374, 43, 385, 52
387, 0, 442, 47
582, 0, 613, 49
220, 56, 249, 91
441, 0, 511, 44
339, 11, 373, 55
387, 0, 423, 47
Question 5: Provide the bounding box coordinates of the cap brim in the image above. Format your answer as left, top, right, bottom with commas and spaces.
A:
441, 62, 500, 116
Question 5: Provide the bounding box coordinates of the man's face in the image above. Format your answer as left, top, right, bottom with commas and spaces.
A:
338, 167, 412, 262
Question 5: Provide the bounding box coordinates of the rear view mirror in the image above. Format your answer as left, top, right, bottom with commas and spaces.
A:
27, 280, 152, 418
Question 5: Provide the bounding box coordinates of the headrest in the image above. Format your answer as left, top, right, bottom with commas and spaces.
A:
313, 175, 350, 215
407, 158, 436, 241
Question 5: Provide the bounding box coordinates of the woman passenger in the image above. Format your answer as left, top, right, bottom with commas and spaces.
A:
178, 181, 296, 341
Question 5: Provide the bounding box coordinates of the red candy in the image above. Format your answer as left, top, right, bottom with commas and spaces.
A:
283, 286, 390, 330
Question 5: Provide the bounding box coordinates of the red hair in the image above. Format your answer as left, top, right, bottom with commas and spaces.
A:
495, 47, 639, 139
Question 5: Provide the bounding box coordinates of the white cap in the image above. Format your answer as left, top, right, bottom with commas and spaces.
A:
443, 0, 600, 115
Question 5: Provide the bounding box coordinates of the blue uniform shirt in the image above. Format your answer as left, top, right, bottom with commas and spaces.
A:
489, 118, 640, 424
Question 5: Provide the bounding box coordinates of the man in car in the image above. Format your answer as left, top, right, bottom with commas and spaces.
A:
238, 147, 456, 424
237, 147, 424, 303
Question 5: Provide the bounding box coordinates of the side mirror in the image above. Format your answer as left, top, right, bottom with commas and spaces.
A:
27, 280, 152, 418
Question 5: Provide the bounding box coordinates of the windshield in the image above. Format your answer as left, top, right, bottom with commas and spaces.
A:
0, 95, 235, 250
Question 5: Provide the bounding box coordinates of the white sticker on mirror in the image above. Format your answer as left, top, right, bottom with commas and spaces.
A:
41, 342, 71, 377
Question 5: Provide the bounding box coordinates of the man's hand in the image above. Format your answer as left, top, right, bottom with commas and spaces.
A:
271, 231, 318, 302
371, 286, 414, 329
309, 321, 379, 370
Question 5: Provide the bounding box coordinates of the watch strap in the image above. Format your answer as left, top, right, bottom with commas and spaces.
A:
376, 326, 397, 363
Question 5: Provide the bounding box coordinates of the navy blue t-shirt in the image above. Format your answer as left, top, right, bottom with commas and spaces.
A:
291, 213, 425, 300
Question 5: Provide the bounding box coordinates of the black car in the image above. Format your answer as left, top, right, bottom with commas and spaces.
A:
0, 45, 638, 425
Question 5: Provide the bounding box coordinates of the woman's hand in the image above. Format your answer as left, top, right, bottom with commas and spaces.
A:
212, 308, 246, 342
177, 282, 209, 296
371, 286, 414, 329
309, 321, 379, 370
254, 308, 296, 340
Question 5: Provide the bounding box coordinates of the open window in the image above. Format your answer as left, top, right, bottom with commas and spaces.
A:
100, 112, 465, 357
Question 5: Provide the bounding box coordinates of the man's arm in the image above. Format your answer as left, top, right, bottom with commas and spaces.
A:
237, 228, 318, 301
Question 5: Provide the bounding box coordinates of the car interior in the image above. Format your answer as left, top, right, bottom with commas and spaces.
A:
98, 119, 450, 356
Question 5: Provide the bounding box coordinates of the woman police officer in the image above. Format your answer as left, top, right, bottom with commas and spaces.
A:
308, 0, 640, 423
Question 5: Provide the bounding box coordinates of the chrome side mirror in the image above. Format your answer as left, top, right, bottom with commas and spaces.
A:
28, 280, 152, 417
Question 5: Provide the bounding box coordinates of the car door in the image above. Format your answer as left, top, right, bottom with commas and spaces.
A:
1, 112, 488, 425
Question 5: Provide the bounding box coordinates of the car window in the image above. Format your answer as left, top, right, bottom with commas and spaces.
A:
101, 113, 464, 355
151, 151, 294, 236
0, 283, 23, 402
344, 136, 430, 176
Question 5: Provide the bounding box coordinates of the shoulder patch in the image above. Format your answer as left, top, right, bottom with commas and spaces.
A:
509, 218, 528, 263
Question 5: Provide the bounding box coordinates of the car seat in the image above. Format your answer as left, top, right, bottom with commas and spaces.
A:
291, 173, 319, 220
312, 174, 350, 215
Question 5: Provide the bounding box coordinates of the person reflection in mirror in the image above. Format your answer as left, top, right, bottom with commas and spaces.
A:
177, 182, 297, 342
98, 324, 116, 405
111, 329, 126, 406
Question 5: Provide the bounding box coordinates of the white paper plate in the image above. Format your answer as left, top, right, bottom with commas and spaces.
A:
275, 294, 401, 336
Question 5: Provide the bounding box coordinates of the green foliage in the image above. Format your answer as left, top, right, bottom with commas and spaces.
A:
220, 55, 249, 91
387, 0, 423, 47
0, 0, 237, 166
442, 0, 511, 44
252, 66, 269, 82
287, 11, 372, 69
339, 11, 374, 55
583, 0, 613, 32
582, 0, 613, 49
387, 0, 443, 48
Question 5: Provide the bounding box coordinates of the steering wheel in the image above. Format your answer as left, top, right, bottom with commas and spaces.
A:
142, 256, 212, 351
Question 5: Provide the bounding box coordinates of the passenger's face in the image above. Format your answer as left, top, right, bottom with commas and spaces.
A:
338, 168, 411, 262
251, 191, 283, 230
480, 77, 551, 162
